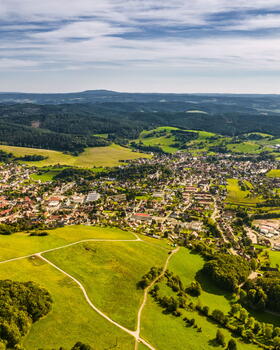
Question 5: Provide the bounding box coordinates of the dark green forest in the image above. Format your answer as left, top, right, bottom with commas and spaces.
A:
1, 93, 280, 153
0, 280, 52, 349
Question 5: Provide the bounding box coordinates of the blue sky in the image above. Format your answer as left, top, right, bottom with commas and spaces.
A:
1, 0, 280, 93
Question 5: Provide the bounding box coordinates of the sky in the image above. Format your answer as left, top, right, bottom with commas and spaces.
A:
1, 0, 280, 93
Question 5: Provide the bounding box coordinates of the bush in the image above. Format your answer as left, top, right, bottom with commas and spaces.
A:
0, 280, 52, 347
186, 281, 202, 297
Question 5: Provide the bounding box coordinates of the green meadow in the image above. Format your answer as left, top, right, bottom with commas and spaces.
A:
225, 179, 263, 207
168, 248, 231, 313
0, 144, 151, 168
136, 126, 218, 154
267, 169, 280, 177
44, 241, 169, 329
0, 258, 134, 350
140, 247, 257, 350
141, 295, 256, 350
226, 142, 261, 154
0, 225, 136, 261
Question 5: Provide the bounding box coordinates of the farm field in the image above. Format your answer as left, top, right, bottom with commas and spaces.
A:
226, 142, 261, 154
140, 247, 257, 350
0, 258, 134, 350
141, 295, 257, 350
168, 248, 231, 313
44, 240, 169, 329
0, 224, 277, 349
269, 250, 280, 267
0, 225, 136, 261
136, 126, 218, 154
267, 169, 280, 177
225, 179, 263, 207
0, 144, 151, 167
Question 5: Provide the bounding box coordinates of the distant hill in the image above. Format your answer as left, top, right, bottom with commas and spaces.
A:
0, 89, 280, 106
0, 91, 280, 154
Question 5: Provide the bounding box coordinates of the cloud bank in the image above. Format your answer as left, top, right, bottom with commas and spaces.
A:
1, 0, 280, 92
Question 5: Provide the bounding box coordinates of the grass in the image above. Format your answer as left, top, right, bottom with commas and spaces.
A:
0, 225, 136, 261
44, 240, 169, 330
138, 128, 179, 154
226, 142, 261, 154
0, 258, 134, 349
0, 144, 151, 168
168, 248, 231, 313
140, 248, 256, 350
226, 179, 263, 207
141, 294, 257, 350
266, 169, 280, 178
269, 250, 280, 267
31, 169, 62, 182
136, 127, 218, 154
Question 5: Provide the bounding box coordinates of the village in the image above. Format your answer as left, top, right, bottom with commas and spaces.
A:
0, 152, 280, 258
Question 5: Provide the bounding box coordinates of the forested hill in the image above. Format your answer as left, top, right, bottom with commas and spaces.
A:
1, 92, 280, 152
1, 89, 280, 106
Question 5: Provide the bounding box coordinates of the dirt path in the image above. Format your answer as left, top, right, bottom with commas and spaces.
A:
0, 231, 158, 349
38, 254, 142, 341
0, 233, 141, 265
0, 232, 178, 349
134, 247, 180, 350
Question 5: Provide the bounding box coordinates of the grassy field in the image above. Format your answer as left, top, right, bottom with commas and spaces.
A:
0, 258, 134, 350
267, 169, 280, 177
226, 179, 263, 207
141, 295, 256, 350
140, 248, 256, 350
168, 248, 231, 313
138, 127, 179, 153
136, 127, 218, 154
44, 240, 169, 330
0, 144, 151, 168
269, 250, 280, 267
31, 169, 63, 181
0, 225, 135, 261
226, 142, 261, 154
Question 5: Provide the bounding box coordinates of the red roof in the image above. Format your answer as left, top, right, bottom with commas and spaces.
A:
135, 213, 150, 217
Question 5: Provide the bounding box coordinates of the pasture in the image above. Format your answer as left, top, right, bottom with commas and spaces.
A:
140, 247, 256, 350
168, 248, 232, 313
44, 240, 169, 329
0, 225, 135, 261
0, 144, 151, 168
267, 169, 280, 178
0, 258, 134, 350
225, 179, 263, 207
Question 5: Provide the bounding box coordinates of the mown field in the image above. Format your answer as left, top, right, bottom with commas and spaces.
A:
44, 240, 169, 329
0, 225, 278, 349
0, 225, 136, 261
0, 258, 134, 350
0, 144, 151, 167
140, 247, 258, 350
225, 179, 263, 207
136, 126, 218, 154
266, 169, 280, 178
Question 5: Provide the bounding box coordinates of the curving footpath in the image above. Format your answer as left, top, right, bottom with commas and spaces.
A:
134, 247, 180, 350
0, 232, 179, 350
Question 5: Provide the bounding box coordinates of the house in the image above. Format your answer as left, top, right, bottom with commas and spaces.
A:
86, 192, 101, 202
132, 213, 152, 222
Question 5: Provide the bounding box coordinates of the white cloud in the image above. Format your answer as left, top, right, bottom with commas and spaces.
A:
0, 58, 39, 69
1, 0, 280, 93
226, 14, 280, 31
